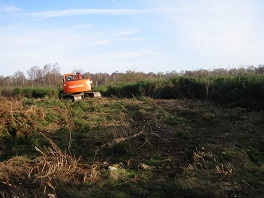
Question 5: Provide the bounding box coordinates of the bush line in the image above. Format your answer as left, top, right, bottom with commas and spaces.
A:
1, 74, 263, 109
104, 74, 264, 109
11, 87, 59, 99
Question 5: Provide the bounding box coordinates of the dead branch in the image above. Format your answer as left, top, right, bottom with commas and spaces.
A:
101, 130, 144, 149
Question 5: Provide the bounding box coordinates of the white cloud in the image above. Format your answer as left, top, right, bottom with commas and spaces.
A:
0, 5, 21, 13
116, 30, 139, 37
96, 49, 153, 59
0, 17, 150, 75
141, 0, 264, 67
88, 37, 144, 46
27, 8, 177, 19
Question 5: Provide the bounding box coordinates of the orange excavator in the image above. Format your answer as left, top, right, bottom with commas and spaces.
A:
62, 72, 101, 100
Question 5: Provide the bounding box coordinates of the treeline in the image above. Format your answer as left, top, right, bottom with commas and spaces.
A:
0, 63, 62, 88
1, 63, 264, 109
1, 63, 264, 88
3, 73, 264, 110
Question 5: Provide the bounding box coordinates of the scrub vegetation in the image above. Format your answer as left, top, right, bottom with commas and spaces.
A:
0, 96, 263, 197
0, 65, 264, 197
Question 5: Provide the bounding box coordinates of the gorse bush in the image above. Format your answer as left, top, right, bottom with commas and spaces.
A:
11, 87, 59, 98
105, 74, 264, 109
209, 74, 264, 108
0, 87, 13, 97
105, 83, 138, 98
160, 77, 208, 99
104, 80, 164, 98
137, 80, 164, 98
104, 77, 210, 99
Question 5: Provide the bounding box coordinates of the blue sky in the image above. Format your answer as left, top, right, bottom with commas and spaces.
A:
1, 0, 264, 76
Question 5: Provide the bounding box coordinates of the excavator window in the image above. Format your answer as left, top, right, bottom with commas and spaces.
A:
66, 76, 73, 81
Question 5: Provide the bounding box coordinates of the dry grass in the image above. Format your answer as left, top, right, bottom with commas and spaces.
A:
0, 132, 99, 197
0, 97, 263, 197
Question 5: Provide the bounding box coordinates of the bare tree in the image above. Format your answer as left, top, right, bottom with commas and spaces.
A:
43, 64, 52, 86
3, 76, 13, 86
27, 66, 38, 87
0, 76, 6, 86
255, 65, 264, 75
27, 63, 61, 87
13, 70, 26, 86
51, 63, 61, 87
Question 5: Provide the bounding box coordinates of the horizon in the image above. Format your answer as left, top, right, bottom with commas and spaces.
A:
1, 0, 264, 77
2, 63, 263, 79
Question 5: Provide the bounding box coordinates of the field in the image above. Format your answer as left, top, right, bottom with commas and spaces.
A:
0, 96, 263, 197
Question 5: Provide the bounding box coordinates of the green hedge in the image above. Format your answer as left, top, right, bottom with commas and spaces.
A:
209, 75, 264, 109
104, 80, 164, 98
104, 77, 208, 99
104, 75, 264, 109
0, 87, 13, 97
12, 87, 59, 98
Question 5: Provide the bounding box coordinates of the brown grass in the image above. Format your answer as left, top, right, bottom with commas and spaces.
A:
0, 131, 98, 197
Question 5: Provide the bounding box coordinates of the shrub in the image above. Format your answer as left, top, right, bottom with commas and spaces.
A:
13, 87, 22, 98
137, 80, 164, 98
105, 83, 138, 98
105, 74, 264, 109
0, 87, 13, 97
11, 87, 59, 99
209, 74, 264, 109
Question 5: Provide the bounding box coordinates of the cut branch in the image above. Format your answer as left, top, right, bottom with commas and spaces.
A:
101, 131, 144, 149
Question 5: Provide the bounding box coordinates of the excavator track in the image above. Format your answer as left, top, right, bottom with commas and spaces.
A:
61, 92, 101, 101
84, 91, 101, 98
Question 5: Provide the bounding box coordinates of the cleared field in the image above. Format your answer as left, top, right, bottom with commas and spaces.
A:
0, 97, 263, 197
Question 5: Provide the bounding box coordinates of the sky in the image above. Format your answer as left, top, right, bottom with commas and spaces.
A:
1, 0, 264, 77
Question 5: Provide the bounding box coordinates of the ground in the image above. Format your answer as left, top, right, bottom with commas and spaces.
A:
0, 97, 263, 197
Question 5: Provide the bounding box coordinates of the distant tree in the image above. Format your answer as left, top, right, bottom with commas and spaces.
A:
43, 64, 52, 86
43, 63, 61, 87
184, 70, 195, 77
0, 76, 5, 86
13, 70, 26, 86
3, 76, 13, 86
193, 69, 209, 77
27, 63, 61, 87
27, 66, 39, 87
255, 65, 264, 75
246, 65, 256, 74
51, 63, 62, 87
157, 72, 164, 79
111, 71, 119, 83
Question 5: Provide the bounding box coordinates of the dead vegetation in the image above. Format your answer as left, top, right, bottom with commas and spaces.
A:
0, 97, 263, 197
0, 132, 93, 197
